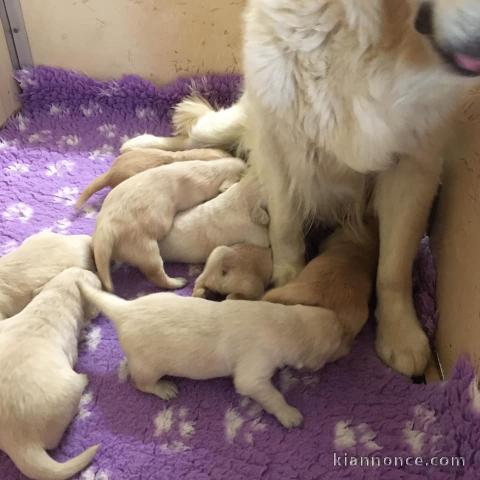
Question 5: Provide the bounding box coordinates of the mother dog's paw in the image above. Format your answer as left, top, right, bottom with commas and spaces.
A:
375, 311, 430, 377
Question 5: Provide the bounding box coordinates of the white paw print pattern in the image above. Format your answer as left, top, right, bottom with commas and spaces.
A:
57, 134, 80, 148
135, 106, 156, 120
42, 218, 71, 234
28, 130, 51, 144
403, 404, 442, 456
89, 144, 115, 159
45, 159, 75, 177
49, 104, 70, 116
80, 467, 110, 480
98, 123, 117, 139
117, 358, 129, 382
16, 113, 29, 131
81, 325, 102, 352
5, 162, 30, 174
53, 186, 79, 206
0, 240, 19, 255
78, 391, 94, 420
80, 205, 99, 219
80, 101, 103, 117
153, 406, 196, 453
3, 202, 33, 223
334, 420, 383, 453
224, 398, 268, 444
0, 139, 10, 150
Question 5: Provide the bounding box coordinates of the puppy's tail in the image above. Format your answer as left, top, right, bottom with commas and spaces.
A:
172, 95, 214, 136
9, 442, 99, 480
78, 281, 128, 326
76, 172, 109, 209
93, 226, 115, 292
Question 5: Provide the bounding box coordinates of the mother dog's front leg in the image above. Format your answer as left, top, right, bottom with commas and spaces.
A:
374, 156, 441, 376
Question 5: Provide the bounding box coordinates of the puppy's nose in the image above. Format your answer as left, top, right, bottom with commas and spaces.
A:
415, 2, 433, 35
203, 288, 226, 302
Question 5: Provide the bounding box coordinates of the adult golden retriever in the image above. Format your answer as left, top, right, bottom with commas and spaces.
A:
122, 0, 480, 377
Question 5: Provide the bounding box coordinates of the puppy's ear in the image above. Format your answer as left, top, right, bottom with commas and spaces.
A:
251, 204, 270, 225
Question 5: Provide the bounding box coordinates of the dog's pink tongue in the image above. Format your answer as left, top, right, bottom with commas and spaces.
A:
454, 53, 480, 73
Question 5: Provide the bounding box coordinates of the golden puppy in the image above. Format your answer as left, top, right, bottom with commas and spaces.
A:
193, 244, 272, 300
79, 282, 342, 429
0, 232, 93, 320
0, 268, 100, 480
93, 158, 245, 291
263, 223, 378, 356
76, 147, 228, 208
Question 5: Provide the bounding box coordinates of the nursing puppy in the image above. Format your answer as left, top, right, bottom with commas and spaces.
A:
159, 173, 269, 263
263, 223, 379, 358
76, 147, 228, 208
0, 232, 93, 320
193, 244, 272, 300
93, 158, 245, 291
0, 268, 101, 480
79, 283, 342, 428
121, 1, 480, 377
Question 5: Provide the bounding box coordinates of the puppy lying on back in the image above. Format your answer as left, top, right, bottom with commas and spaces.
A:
159, 173, 270, 263
193, 244, 272, 300
0, 232, 93, 320
93, 158, 245, 291
263, 221, 378, 357
0, 268, 100, 480
79, 283, 342, 429
76, 147, 228, 208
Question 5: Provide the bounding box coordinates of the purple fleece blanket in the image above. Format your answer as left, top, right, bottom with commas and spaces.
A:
0, 67, 478, 480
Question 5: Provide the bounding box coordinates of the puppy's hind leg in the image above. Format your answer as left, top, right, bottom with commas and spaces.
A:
234, 359, 303, 429
126, 239, 187, 290
129, 362, 178, 400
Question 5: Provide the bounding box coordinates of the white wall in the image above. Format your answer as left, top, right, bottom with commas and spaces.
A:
0, 26, 19, 125
20, 0, 245, 85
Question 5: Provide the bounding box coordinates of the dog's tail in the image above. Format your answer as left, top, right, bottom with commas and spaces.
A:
172, 95, 214, 136
76, 172, 109, 209
93, 226, 115, 292
9, 442, 99, 480
78, 281, 128, 326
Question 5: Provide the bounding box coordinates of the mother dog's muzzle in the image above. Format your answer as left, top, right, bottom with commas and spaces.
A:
415, 1, 480, 76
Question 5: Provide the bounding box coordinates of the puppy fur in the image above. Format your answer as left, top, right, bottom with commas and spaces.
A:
93, 158, 245, 291
0, 268, 101, 480
79, 283, 342, 428
263, 222, 379, 357
193, 244, 272, 300
0, 232, 93, 320
159, 172, 270, 263
76, 147, 228, 208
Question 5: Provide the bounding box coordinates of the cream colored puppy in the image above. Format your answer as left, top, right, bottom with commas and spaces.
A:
93, 158, 245, 291
0, 268, 101, 480
193, 244, 272, 300
76, 147, 228, 208
79, 283, 342, 428
159, 173, 269, 263
0, 232, 93, 320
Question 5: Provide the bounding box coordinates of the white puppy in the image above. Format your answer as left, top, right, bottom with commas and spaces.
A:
93, 158, 245, 291
193, 244, 272, 300
159, 172, 269, 263
0, 268, 101, 480
0, 232, 93, 320
79, 283, 342, 428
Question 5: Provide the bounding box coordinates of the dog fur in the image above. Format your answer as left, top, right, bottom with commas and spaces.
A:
159, 172, 269, 263
0, 268, 101, 480
76, 147, 228, 208
193, 244, 272, 300
79, 282, 342, 428
263, 221, 379, 358
121, 1, 480, 376
93, 158, 245, 291
0, 232, 93, 320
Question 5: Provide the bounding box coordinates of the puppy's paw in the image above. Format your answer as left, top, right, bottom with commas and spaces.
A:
192, 286, 206, 298
165, 277, 188, 290
156, 380, 178, 400
276, 405, 303, 429
376, 304, 430, 377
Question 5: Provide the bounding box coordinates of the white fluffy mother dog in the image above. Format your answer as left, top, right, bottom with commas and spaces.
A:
0, 268, 100, 480
123, 0, 480, 376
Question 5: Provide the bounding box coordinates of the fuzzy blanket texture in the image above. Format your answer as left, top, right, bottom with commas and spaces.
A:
0, 67, 478, 480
